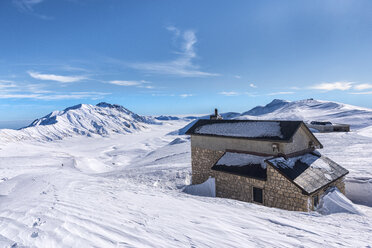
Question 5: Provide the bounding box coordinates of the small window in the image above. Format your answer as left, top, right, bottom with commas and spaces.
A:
253, 187, 263, 204
313, 195, 319, 208
308, 141, 314, 148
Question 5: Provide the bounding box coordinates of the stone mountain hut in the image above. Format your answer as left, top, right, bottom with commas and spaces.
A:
186, 115, 349, 211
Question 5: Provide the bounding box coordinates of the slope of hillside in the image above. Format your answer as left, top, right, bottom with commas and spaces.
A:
239, 99, 372, 129
0, 102, 158, 142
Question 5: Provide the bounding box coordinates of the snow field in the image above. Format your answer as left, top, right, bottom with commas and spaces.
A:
0, 117, 371, 246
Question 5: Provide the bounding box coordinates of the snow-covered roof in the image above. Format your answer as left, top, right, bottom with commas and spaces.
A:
216, 152, 268, 169
267, 152, 349, 195
212, 152, 269, 180
195, 122, 282, 138
186, 119, 305, 141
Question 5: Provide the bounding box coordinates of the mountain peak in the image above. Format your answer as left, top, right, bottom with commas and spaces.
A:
242, 99, 290, 116
4, 102, 157, 142
269, 99, 290, 105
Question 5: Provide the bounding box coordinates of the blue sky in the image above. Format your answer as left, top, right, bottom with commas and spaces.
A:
1, 0, 372, 127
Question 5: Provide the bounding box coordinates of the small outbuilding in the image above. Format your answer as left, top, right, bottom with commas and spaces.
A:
307, 121, 350, 132
186, 119, 349, 211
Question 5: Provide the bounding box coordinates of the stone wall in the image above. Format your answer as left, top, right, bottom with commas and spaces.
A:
191, 146, 224, 185
190, 145, 346, 212
213, 170, 266, 203
264, 165, 310, 211
191, 146, 311, 211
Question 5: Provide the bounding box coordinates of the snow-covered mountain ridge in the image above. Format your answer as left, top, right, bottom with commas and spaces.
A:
0, 102, 158, 142
238, 99, 372, 129
174, 99, 372, 135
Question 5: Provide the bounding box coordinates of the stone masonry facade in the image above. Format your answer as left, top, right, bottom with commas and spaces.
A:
191, 146, 346, 211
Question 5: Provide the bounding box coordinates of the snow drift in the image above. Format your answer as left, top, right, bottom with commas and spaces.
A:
317, 187, 362, 215
184, 177, 216, 197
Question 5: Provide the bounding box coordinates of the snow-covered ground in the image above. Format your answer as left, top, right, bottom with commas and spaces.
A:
0, 99, 371, 247
0, 118, 371, 247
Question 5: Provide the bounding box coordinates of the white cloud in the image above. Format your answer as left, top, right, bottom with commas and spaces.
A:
267, 91, 294, 96
108, 80, 142, 86
12, 0, 51, 19
108, 80, 154, 89
28, 71, 86, 83
0, 78, 108, 100
0, 94, 40, 99
249, 83, 257, 88
151, 93, 176, 97
354, 83, 372, 90
166, 26, 181, 38
219, 91, 239, 96
349, 91, 372, 95
12, 0, 44, 12
180, 94, 193, 98
0, 80, 18, 90
234, 75, 241, 79
310, 81, 353, 91
138, 85, 154, 89
0, 92, 109, 100
130, 27, 219, 77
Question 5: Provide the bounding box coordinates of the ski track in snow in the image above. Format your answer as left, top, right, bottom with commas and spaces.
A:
0, 120, 371, 247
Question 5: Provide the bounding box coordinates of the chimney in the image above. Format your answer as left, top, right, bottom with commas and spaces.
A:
210, 108, 223, 120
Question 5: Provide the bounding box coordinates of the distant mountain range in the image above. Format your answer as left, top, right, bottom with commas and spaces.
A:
238, 99, 372, 128
1, 99, 371, 142
175, 99, 372, 135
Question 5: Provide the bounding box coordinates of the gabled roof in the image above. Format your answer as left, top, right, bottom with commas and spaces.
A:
186, 119, 321, 145
266, 152, 349, 195
211, 152, 269, 180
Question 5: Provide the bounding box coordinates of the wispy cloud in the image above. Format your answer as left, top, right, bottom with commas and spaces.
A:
28, 71, 86, 83
13, 0, 44, 11
234, 75, 241, 79
249, 83, 257, 88
0, 92, 109, 100
219, 91, 239, 96
12, 0, 51, 19
108, 80, 142, 86
310, 81, 353, 91
349, 91, 372, 95
267, 91, 294, 96
354, 83, 372, 90
180, 94, 193, 98
0, 80, 18, 90
129, 27, 219, 77
0, 79, 108, 100
108, 80, 154, 89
